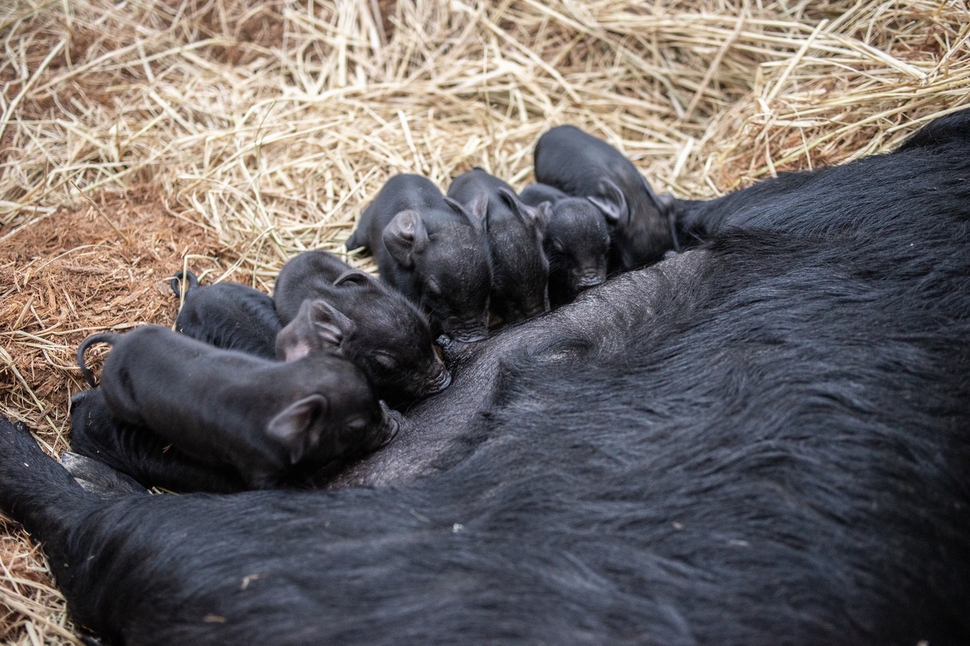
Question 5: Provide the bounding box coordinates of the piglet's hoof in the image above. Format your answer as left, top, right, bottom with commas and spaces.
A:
60, 452, 148, 498
377, 403, 403, 448
424, 365, 452, 396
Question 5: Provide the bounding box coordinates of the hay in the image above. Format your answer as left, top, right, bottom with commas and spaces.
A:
1, 0, 968, 641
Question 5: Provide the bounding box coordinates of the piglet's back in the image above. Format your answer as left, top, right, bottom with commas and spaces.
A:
274, 250, 359, 325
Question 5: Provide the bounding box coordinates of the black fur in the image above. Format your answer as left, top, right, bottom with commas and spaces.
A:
519, 182, 610, 307
69, 388, 246, 493
74, 325, 399, 489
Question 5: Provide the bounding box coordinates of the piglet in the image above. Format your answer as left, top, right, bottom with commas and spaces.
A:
519, 183, 610, 307
171, 270, 281, 360
447, 168, 549, 324
345, 174, 492, 343
534, 125, 674, 271
69, 387, 247, 493
76, 326, 400, 489
273, 250, 450, 405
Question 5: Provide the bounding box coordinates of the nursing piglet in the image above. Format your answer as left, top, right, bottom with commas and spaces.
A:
345, 174, 492, 343
171, 270, 281, 360
519, 183, 610, 306
76, 326, 399, 489
273, 250, 450, 405
534, 125, 674, 270
447, 168, 549, 324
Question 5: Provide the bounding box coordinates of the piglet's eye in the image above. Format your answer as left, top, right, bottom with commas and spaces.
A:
425, 279, 442, 295
374, 352, 398, 369
551, 238, 566, 253
346, 418, 369, 431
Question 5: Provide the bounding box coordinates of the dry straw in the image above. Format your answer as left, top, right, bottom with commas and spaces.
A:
1, 0, 968, 642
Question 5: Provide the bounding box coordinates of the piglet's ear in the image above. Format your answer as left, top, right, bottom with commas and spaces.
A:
641, 175, 665, 216
535, 202, 553, 236
500, 188, 548, 237
308, 299, 355, 348
497, 187, 518, 211
446, 194, 487, 234
383, 210, 428, 268
275, 298, 352, 361
587, 178, 628, 226
275, 333, 311, 362
266, 394, 328, 465
332, 269, 372, 288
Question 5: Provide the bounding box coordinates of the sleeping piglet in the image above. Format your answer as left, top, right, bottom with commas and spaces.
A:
447, 168, 549, 324
534, 125, 674, 271
519, 183, 610, 307
69, 387, 247, 494
345, 174, 492, 343
171, 270, 282, 360
76, 326, 400, 489
273, 250, 450, 406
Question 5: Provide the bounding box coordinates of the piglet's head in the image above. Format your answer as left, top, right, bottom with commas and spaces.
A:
264, 358, 398, 466
545, 197, 610, 295
382, 205, 492, 344
333, 282, 451, 404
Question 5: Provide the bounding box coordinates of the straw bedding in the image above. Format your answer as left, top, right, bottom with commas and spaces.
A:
1, 0, 968, 642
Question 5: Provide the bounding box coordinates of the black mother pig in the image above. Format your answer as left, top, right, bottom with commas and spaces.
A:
345, 174, 492, 343
534, 124, 673, 270
447, 168, 549, 324
273, 250, 450, 405
171, 270, 281, 360
519, 182, 610, 306
76, 325, 399, 489
2, 110, 970, 646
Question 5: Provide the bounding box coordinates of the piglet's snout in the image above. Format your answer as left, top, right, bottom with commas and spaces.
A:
424, 362, 452, 396
574, 269, 606, 290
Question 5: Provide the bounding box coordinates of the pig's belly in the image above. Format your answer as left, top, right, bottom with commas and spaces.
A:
328, 250, 706, 488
